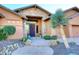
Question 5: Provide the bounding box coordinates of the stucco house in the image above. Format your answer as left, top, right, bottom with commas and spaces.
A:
14, 4, 52, 37
0, 5, 24, 39
44, 7, 79, 38
0, 4, 79, 40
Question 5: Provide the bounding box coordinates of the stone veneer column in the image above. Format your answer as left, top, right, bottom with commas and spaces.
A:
23, 19, 27, 37
41, 19, 46, 36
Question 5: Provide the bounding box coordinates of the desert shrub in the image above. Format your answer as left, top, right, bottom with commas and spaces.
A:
51, 35, 57, 40
0, 28, 8, 41
21, 36, 28, 42
56, 41, 60, 44
3, 25, 16, 35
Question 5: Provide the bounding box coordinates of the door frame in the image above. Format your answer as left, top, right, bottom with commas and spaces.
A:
26, 21, 37, 37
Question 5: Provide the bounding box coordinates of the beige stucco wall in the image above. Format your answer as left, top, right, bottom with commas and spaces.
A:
44, 20, 52, 35
68, 15, 79, 37
69, 15, 79, 25
64, 10, 79, 37
65, 10, 78, 17
0, 8, 23, 40
17, 7, 49, 20
0, 8, 22, 20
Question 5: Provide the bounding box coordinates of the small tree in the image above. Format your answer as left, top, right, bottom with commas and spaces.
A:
51, 9, 70, 48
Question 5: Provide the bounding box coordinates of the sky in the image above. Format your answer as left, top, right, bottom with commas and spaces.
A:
2, 4, 79, 13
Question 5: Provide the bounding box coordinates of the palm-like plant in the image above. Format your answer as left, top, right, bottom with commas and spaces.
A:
51, 9, 70, 48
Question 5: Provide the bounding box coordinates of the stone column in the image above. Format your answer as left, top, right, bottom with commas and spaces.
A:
23, 19, 27, 37
41, 19, 45, 36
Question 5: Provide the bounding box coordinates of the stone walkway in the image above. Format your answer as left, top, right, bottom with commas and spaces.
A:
0, 37, 79, 55
12, 46, 54, 55
31, 37, 49, 46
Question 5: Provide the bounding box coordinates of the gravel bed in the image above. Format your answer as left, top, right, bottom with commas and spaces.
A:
50, 43, 79, 55
0, 39, 25, 55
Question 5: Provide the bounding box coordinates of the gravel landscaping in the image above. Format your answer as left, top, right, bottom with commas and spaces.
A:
0, 40, 25, 55
0, 39, 79, 55
50, 43, 79, 55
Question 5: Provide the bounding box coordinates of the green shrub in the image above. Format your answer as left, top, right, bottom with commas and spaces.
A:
21, 36, 28, 42
56, 41, 60, 44
3, 25, 16, 35
0, 29, 8, 41
43, 35, 57, 40
51, 35, 57, 40
43, 35, 51, 40
0, 25, 16, 41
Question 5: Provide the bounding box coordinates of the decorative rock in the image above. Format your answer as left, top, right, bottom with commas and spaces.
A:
7, 45, 11, 48
3, 47, 6, 51
13, 43, 19, 49
10, 45, 14, 50
8, 51, 12, 55
48, 40, 58, 46
5, 50, 9, 55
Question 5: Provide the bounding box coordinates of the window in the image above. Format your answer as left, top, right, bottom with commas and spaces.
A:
36, 25, 38, 33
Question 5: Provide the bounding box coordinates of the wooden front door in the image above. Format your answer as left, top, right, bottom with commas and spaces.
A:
29, 24, 35, 37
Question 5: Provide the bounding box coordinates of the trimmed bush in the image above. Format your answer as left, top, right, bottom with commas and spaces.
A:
43, 35, 52, 40
3, 25, 16, 35
43, 35, 57, 40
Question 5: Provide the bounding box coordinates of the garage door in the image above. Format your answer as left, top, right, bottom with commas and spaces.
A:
72, 25, 79, 37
